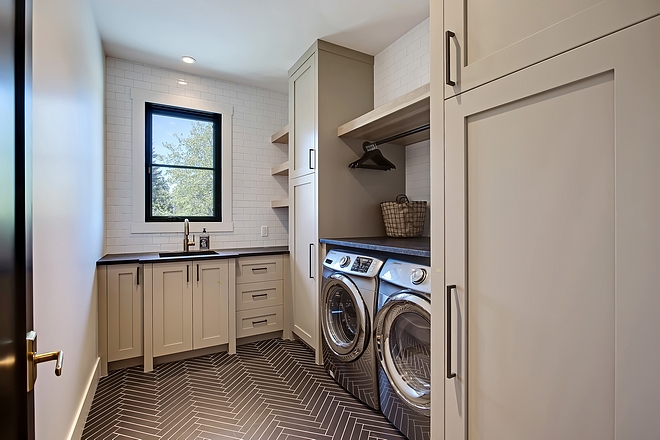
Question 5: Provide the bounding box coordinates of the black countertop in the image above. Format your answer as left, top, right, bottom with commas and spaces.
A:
319, 236, 430, 258
97, 246, 289, 266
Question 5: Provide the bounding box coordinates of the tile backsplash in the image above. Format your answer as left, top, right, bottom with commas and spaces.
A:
104, 57, 288, 253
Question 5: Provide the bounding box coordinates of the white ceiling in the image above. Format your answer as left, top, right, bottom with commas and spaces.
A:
89, 0, 429, 94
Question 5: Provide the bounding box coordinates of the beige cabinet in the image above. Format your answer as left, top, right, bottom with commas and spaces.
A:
152, 262, 193, 356
287, 40, 406, 361
98, 264, 143, 375
443, 0, 660, 97
193, 260, 230, 349
290, 174, 317, 349
443, 16, 660, 439
235, 255, 285, 339
290, 53, 316, 179
152, 259, 229, 357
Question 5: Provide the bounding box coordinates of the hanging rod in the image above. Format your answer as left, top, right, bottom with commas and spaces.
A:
364, 124, 430, 149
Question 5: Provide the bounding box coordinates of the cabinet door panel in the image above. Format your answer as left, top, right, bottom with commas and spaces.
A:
444, 0, 660, 97
107, 265, 143, 362
289, 54, 316, 179
193, 260, 229, 349
291, 174, 317, 349
153, 262, 192, 356
445, 17, 660, 439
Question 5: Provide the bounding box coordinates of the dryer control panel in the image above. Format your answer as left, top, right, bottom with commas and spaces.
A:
323, 250, 383, 278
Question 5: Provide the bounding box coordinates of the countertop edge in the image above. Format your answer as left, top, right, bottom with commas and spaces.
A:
97, 247, 289, 266
320, 237, 430, 258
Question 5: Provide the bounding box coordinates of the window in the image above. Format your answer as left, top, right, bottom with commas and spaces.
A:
131, 89, 233, 234
145, 103, 221, 222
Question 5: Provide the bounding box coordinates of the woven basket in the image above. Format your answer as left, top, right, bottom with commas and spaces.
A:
380, 194, 427, 238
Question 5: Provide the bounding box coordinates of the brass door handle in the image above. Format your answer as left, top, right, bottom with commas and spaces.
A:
26, 330, 64, 392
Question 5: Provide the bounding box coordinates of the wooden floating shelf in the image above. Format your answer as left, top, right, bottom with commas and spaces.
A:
270, 161, 289, 176
271, 198, 289, 208
271, 124, 289, 144
337, 84, 430, 146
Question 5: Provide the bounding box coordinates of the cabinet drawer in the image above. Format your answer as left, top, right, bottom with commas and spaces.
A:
236, 306, 283, 338
236, 255, 283, 284
236, 280, 283, 311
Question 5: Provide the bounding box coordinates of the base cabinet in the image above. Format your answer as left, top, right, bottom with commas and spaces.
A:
152, 259, 229, 357
235, 255, 285, 340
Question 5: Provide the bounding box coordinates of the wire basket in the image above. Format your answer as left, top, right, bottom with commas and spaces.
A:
380, 194, 427, 238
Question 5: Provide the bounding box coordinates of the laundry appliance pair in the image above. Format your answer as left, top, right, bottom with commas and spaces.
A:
321, 249, 431, 440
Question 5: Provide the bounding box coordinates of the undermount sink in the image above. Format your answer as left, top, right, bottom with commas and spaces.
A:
158, 250, 218, 258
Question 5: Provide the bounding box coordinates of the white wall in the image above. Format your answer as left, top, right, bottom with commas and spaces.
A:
374, 18, 430, 235
105, 58, 289, 253
32, 0, 105, 438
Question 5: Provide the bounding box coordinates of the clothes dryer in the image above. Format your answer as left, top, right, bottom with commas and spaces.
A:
321, 249, 384, 410
375, 259, 431, 440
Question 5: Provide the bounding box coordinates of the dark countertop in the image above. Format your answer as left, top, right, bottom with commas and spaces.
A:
319, 236, 430, 258
97, 246, 289, 266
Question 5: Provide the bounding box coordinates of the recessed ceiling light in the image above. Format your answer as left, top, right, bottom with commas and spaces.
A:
181, 56, 196, 64
177, 79, 188, 85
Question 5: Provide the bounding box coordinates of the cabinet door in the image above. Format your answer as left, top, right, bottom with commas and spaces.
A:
290, 174, 318, 349
192, 259, 229, 349
444, 0, 660, 97
445, 18, 660, 439
152, 262, 193, 356
289, 53, 316, 179
107, 265, 143, 362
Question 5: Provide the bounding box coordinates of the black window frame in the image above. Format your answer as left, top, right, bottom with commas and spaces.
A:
145, 102, 222, 222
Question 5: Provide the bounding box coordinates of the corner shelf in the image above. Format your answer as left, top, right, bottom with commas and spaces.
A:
270, 125, 290, 209
271, 198, 289, 208
337, 83, 430, 145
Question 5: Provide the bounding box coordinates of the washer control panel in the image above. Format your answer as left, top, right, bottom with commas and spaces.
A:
323, 250, 383, 278
380, 259, 431, 294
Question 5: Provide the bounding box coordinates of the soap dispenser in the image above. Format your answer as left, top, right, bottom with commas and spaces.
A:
199, 228, 210, 250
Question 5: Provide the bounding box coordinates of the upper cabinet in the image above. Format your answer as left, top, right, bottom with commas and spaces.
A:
289, 54, 317, 179
444, 0, 660, 97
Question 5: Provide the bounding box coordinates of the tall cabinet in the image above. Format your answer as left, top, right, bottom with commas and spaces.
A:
431, 2, 660, 438
288, 41, 406, 360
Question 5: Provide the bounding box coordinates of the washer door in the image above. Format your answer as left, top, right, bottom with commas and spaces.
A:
321, 273, 369, 362
375, 291, 431, 415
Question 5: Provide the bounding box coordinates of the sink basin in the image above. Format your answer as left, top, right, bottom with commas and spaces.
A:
158, 250, 218, 258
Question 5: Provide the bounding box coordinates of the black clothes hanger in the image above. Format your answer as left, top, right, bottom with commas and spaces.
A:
349, 142, 397, 170
348, 124, 430, 171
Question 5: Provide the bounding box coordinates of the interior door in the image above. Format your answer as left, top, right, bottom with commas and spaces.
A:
0, 0, 34, 438
444, 0, 660, 97
445, 17, 660, 439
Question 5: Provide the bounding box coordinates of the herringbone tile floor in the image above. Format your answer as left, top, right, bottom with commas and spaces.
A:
82, 338, 405, 439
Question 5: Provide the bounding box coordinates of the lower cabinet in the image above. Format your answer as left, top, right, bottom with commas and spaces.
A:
152, 259, 229, 357
98, 264, 144, 376
235, 255, 285, 340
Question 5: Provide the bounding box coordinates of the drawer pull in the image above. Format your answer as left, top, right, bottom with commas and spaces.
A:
252, 293, 269, 299
251, 267, 268, 273
252, 319, 268, 326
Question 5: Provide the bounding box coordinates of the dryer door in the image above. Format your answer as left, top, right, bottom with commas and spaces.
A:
375, 291, 431, 415
321, 273, 369, 362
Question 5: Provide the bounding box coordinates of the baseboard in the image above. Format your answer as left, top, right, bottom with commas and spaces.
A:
68, 357, 100, 440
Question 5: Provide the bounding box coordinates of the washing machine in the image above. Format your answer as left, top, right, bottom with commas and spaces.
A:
375, 258, 431, 440
321, 249, 384, 411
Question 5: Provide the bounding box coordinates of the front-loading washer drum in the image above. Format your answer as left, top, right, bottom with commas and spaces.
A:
375, 291, 431, 415
321, 273, 369, 362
